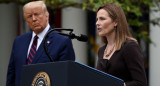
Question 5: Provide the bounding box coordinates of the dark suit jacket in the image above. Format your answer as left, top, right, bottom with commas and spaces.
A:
6, 30, 75, 86
96, 40, 147, 86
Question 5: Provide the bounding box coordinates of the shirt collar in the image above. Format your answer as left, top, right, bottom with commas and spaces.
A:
32, 24, 50, 41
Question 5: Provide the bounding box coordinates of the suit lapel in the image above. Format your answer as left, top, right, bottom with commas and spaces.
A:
32, 43, 44, 63
32, 34, 54, 63
22, 32, 32, 65
32, 27, 54, 63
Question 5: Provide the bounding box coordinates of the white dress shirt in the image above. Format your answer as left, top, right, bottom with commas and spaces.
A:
27, 24, 50, 57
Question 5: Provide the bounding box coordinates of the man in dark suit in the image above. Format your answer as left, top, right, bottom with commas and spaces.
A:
6, 1, 75, 86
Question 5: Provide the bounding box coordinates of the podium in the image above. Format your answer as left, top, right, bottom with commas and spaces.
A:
20, 61, 124, 86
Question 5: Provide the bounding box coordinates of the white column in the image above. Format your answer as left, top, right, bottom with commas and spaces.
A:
149, 2, 160, 86
0, 3, 17, 86
62, 7, 88, 64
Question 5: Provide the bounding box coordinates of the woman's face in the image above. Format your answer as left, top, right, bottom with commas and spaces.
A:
96, 9, 117, 37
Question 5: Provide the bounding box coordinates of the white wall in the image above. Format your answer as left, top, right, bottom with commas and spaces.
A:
149, 2, 160, 86
0, 3, 17, 86
62, 7, 88, 64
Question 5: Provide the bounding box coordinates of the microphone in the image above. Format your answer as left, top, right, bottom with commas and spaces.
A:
74, 34, 88, 42
54, 28, 88, 42
58, 32, 88, 42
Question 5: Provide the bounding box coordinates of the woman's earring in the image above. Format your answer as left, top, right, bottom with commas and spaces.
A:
114, 26, 117, 31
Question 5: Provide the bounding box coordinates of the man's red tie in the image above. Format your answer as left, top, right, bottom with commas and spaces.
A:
27, 35, 38, 64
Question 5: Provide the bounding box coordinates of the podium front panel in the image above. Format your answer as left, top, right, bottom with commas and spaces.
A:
20, 61, 124, 86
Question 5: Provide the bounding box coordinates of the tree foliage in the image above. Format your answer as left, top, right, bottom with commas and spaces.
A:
0, 0, 159, 43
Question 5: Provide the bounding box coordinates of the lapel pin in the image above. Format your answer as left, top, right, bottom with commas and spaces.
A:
47, 41, 50, 44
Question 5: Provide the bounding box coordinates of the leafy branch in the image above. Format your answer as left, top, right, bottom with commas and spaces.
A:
0, 0, 159, 43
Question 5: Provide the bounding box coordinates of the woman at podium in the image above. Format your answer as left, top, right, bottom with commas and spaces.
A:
96, 3, 147, 86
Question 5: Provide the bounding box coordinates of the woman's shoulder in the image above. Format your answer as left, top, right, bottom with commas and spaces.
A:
121, 39, 140, 52
123, 40, 138, 47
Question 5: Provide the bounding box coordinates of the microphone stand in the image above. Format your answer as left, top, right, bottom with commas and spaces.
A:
42, 28, 74, 62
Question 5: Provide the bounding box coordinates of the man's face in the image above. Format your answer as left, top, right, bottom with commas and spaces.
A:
24, 5, 49, 34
